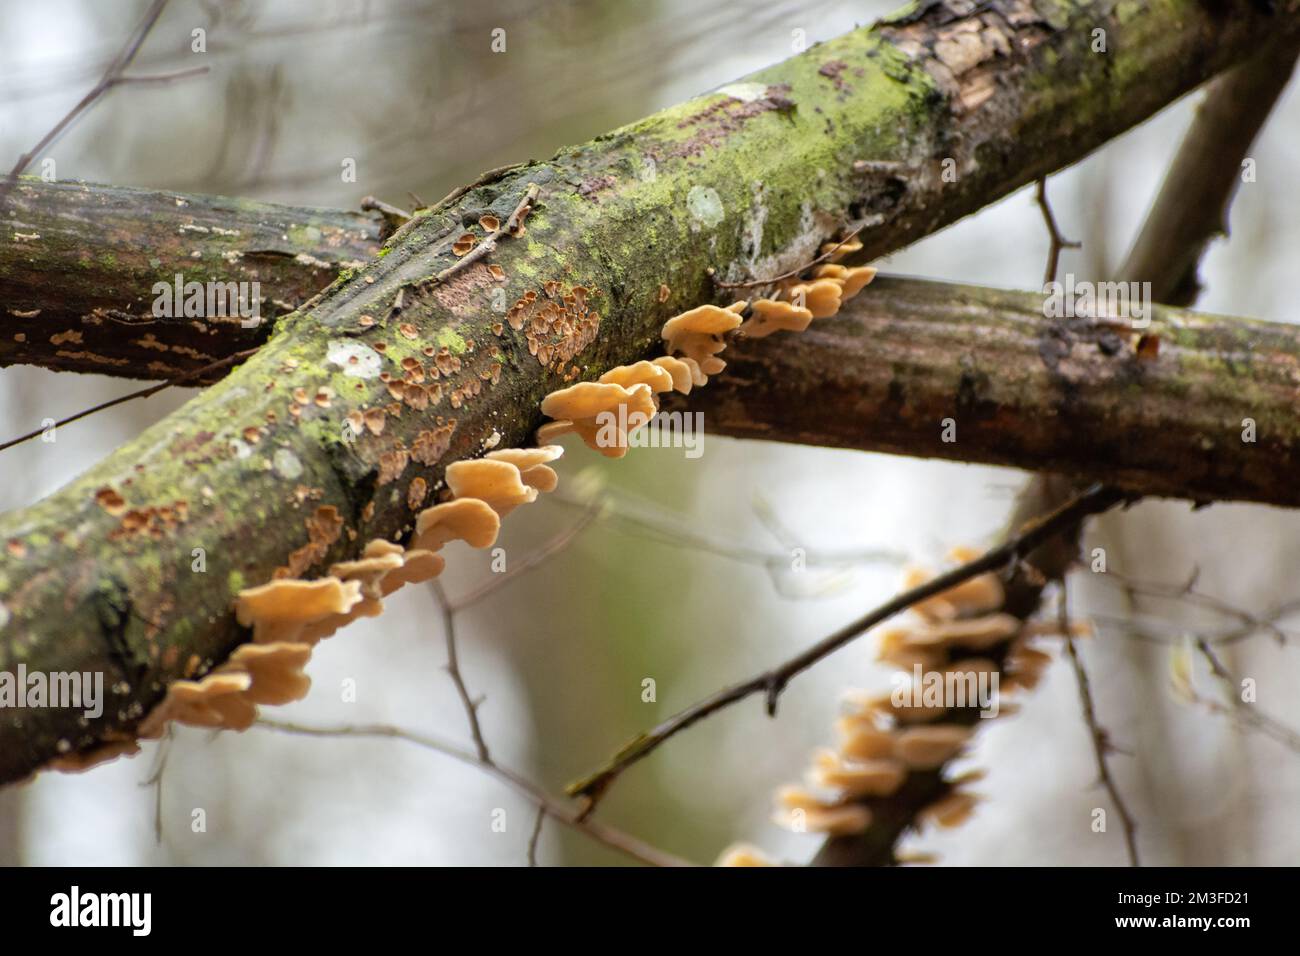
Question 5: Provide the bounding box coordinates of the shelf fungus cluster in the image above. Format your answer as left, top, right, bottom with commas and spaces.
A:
536, 231, 877, 457
53, 228, 878, 778
51, 447, 564, 773
717, 545, 1079, 867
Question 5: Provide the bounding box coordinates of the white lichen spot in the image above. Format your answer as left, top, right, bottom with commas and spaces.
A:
273, 448, 304, 480
327, 339, 382, 379
687, 186, 724, 231
229, 439, 252, 460
718, 82, 769, 102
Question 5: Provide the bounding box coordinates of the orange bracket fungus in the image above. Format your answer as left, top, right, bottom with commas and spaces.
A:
537, 381, 657, 458
737, 298, 814, 338
660, 303, 744, 383
412, 498, 501, 552
445, 458, 539, 516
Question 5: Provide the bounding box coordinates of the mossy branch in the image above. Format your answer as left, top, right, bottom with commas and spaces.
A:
2, 0, 1298, 783
683, 275, 1300, 508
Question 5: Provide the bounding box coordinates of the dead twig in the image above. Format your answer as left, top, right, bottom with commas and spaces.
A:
0, 348, 258, 455
1059, 579, 1140, 866
0, 0, 208, 205
254, 718, 690, 867
1194, 639, 1300, 754
567, 482, 1128, 813
430, 579, 491, 765
1035, 177, 1081, 285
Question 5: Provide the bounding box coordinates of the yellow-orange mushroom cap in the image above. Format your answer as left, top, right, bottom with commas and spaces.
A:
598, 361, 675, 395
738, 298, 814, 338
651, 355, 695, 394
787, 278, 842, 319
223, 641, 314, 706
445, 459, 538, 516
413, 498, 501, 550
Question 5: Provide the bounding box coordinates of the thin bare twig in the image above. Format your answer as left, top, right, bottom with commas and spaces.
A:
430, 579, 491, 765
1035, 177, 1082, 285
412, 183, 539, 292
1194, 639, 1300, 754
450, 501, 600, 613
1059, 579, 1140, 866
549, 487, 904, 575
0, 0, 208, 205
0, 348, 258, 455
567, 482, 1128, 811
254, 718, 690, 867
526, 805, 545, 867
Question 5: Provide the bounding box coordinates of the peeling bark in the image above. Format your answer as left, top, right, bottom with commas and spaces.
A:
2, 0, 1299, 784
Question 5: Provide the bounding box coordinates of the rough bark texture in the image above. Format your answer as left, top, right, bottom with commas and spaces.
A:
0, 179, 384, 381
682, 275, 1300, 507
2, 0, 1298, 784
808, 38, 1300, 868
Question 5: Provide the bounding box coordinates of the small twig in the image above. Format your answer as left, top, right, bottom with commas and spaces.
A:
254, 718, 690, 867
1099, 569, 1293, 646
450, 502, 600, 613
0, 0, 207, 205
526, 805, 545, 866
712, 218, 875, 290
140, 728, 173, 846
1195, 639, 1300, 754
431, 161, 530, 212
550, 488, 905, 573
0, 348, 258, 454
360, 195, 413, 235
1059, 579, 1140, 866
415, 183, 539, 291
1035, 177, 1082, 285
567, 483, 1128, 810
430, 580, 491, 765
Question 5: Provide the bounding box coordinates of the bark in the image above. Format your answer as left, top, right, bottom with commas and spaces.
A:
2, 0, 1299, 784
682, 275, 1300, 508
808, 39, 1300, 867
0, 179, 384, 381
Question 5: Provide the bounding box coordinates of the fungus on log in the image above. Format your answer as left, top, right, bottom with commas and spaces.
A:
2, 0, 1298, 782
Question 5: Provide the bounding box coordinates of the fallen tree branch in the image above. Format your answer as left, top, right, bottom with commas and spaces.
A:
680, 275, 1300, 508
3, 0, 1297, 784
0, 179, 384, 380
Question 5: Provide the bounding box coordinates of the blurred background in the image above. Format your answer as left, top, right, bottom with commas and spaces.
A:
2, 0, 1299, 866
